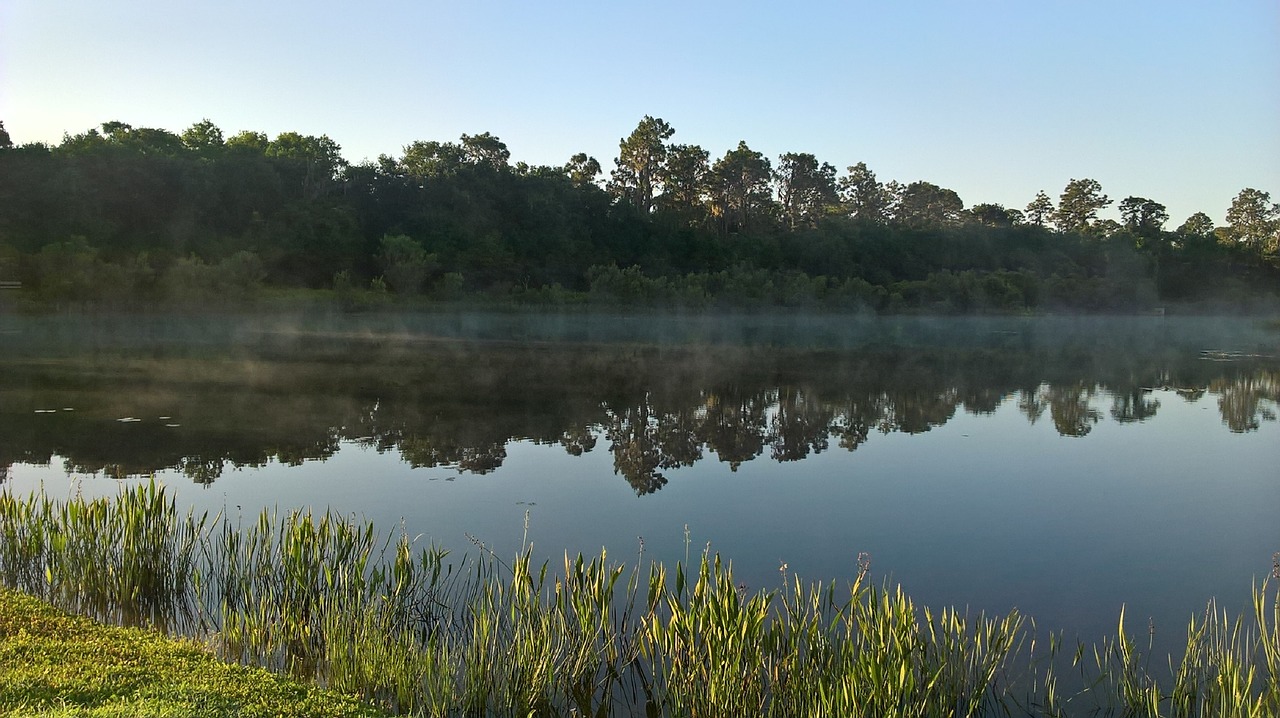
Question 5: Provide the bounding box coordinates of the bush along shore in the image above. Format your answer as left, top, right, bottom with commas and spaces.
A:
0, 482, 1276, 717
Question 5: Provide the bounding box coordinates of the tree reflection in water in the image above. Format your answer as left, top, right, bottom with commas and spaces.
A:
1110, 389, 1161, 424
767, 388, 832, 462
1212, 373, 1279, 432
697, 391, 767, 470
1, 324, 1277, 493
1047, 383, 1103, 438
604, 398, 701, 495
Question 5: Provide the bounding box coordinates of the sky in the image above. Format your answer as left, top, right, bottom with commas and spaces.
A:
2, 0, 1277, 226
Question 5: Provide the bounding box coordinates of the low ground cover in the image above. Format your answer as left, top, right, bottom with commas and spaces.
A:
0, 586, 387, 717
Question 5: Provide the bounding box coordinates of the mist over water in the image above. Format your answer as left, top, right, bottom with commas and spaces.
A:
2, 311, 1277, 657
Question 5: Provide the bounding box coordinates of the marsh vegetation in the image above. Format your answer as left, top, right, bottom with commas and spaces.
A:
1, 483, 1277, 717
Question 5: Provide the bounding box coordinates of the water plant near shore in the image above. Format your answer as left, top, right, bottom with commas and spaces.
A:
0, 481, 206, 630
1, 482, 1276, 717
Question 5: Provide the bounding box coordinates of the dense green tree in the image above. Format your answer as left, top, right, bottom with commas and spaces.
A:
657, 144, 711, 219
967, 203, 1022, 227
100, 121, 131, 138
56, 127, 108, 155
96, 122, 186, 156
1054, 179, 1110, 234
881, 181, 905, 222
378, 233, 435, 295
225, 130, 269, 154
608, 116, 674, 213
1024, 190, 1054, 227
181, 119, 224, 154
709, 141, 774, 235
837, 162, 889, 224
563, 153, 601, 186
774, 152, 838, 230
400, 140, 465, 178
0, 121, 11, 150
894, 181, 963, 228
1176, 212, 1215, 239
1222, 188, 1279, 253
1089, 219, 1122, 238
459, 132, 510, 171
266, 132, 345, 199
261, 203, 361, 287
1119, 196, 1168, 236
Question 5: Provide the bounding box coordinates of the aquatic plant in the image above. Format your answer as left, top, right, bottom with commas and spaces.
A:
0, 481, 206, 630
0, 482, 1276, 717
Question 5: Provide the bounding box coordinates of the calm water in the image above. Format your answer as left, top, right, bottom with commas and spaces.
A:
2, 311, 1277, 656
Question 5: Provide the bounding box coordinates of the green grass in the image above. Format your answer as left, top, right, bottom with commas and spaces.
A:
2, 482, 1277, 717
0, 586, 388, 718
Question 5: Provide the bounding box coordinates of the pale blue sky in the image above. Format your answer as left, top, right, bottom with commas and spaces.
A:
3, 0, 1277, 225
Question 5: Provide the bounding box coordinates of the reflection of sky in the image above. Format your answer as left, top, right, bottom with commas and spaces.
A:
8, 387, 1278, 659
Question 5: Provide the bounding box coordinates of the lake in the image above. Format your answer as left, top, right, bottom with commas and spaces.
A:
1, 311, 1277, 658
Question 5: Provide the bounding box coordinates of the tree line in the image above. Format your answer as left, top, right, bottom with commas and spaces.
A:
0, 117, 1277, 311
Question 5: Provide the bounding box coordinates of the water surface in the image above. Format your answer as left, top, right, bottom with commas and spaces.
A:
2, 312, 1277, 656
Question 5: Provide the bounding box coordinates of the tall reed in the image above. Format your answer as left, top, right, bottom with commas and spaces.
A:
0, 481, 206, 630
1063, 580, 1280, 718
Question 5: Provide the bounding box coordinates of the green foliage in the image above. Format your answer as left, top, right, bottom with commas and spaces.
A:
562, 152, 602, 187
1025, 190, 1055, 227
1224, 188, 1280, 255
225, 130, 269, 155
0, 481, 205, 629
1073, 597, 1280, 718
179, 119, 224, 154
32, 238, 103, 302
160, 252, 266, 304
1119, 196, 1169, 238
1055, 178, 1112, 234
433, 271, 466, 300
657, 143, 711, 220
377, 234, 435, 296
608, 115, 674, 213
774, 152, 839, 230
0, 117, 1276, 312
839, 162, 890, 224
893, 270, 1032, 313
266, 132, 345, 200
968, 203, 1023, 228
710, 141, 775, 235
1177, 212, 1215, 239
895, 180, 965, 229
400, 139, 465, 178
459, 132, 510, 171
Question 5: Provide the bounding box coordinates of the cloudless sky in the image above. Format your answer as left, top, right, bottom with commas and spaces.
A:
3, 0, 1277, 225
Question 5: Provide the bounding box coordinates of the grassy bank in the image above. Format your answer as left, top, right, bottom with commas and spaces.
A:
1, 483, 1277, 717
0, 587, 387, 717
